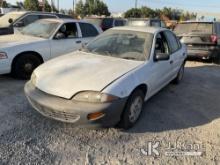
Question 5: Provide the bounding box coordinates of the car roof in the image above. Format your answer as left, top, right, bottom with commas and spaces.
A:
179, 21, 217, 24
6, 11, 72, 18
127, 18, 160, 21
111, 26, 165, 34
6, 11, 27, 15
38, 18, 91, 24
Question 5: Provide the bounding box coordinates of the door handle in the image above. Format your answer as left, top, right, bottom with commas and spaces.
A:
76, 40, 82, 44
170, 60, 173, 64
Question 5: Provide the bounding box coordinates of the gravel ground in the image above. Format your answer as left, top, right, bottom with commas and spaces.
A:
0, 61, 219, 165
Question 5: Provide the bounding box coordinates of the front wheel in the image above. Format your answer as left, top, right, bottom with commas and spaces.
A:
119, 89, 144, 129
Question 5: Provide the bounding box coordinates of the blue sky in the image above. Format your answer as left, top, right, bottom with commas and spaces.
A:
7, 0, 220, 13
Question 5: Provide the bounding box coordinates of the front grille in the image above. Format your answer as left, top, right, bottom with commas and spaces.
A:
30, 98, 80, 122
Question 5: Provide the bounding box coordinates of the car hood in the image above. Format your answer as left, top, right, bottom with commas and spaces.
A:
0, 34, 45, 48
34, 51, 144, 99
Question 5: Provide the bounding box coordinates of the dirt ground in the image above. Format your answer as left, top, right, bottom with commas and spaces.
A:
0, 61, 219, 165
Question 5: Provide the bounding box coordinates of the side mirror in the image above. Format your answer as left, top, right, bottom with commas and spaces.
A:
155, 53, 170, 61
54, 32, 65, 40
14, 21, 24, 27
8, 18, 13, 24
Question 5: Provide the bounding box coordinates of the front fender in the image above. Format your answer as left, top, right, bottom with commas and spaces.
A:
102, 71, 141, 98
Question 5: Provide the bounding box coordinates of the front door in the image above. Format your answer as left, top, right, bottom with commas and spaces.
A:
147, 31, 173, 96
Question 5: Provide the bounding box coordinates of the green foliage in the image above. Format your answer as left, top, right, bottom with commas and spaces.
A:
24, 0, 40, 11
0, 0, 9, 7
75, 0, 110, 17
124, 8, 142, 18
124, 6, 197, 21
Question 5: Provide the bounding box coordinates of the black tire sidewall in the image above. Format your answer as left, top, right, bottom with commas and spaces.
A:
173, 64, 184, 84
13, 54, 41, 80
119, 89, 145, 129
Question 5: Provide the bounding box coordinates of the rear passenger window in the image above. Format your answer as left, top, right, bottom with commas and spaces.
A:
164, 31, 180, 53
22, 15, 39, 26
115, 20, 123, 26
79, 23, 98, 37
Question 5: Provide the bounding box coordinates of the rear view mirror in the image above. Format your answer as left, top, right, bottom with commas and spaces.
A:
155, 53, 170, 61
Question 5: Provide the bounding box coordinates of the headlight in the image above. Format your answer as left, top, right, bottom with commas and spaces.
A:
0, 52, 7, 59
31, 73, 37, 86
73, 91, 119, 103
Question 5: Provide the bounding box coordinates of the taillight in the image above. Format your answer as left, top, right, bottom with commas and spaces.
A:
210, 34, 218, 44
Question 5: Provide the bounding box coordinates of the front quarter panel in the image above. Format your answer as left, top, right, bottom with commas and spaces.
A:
102, 62, 152, 100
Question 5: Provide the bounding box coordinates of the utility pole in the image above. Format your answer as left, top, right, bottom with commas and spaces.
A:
51, 0, 54, 13
42, 0, 45, 12
57, 0, 59, 13
73, 0, 75, 14
135, 0, 138, 8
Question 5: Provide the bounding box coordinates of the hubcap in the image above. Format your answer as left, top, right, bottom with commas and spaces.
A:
129, 96, 143, 123
24, 63, 33, 73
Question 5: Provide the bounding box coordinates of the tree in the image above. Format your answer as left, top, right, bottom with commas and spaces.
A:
124, 6, 197, 21
140, 6, 157, 18
124, 8, 142, 18
0, 0, 8, 7
44, 0, 52, 12
24, 0, 40, 11
75, 0, 84, 17
75, 0, 110, 17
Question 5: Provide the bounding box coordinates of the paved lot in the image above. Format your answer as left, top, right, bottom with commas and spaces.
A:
0, 61, 219, 165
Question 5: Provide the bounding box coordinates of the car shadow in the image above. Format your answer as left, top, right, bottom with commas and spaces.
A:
127, 64, 220, 133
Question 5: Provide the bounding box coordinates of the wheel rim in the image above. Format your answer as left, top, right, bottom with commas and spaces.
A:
128, 96, 143, 123
24, 63, 33, 73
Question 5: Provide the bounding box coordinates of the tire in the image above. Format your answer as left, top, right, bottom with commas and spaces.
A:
173, 64, 185, 84
119, 89, 145, 129
12, 54, 42, 80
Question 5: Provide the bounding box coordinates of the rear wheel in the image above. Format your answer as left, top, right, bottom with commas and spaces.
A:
173, 64, 184, 84
119, 89, 144, 129
12, 54, 42, 80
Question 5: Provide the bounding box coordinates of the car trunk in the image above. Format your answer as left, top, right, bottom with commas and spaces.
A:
175, 22, 216, 50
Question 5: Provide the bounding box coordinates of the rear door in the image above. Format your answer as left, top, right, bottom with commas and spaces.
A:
78, 22, 100, 45
164, 31, 185, 76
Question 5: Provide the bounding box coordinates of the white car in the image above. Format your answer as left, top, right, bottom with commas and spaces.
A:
25, 26, 187, 129
0, 18, 102, 79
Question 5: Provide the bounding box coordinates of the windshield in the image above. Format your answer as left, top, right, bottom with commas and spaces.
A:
0, 12, 23, 27
83, 30, 153, 61
174, 23, 213, 35
21, 20, 60, 38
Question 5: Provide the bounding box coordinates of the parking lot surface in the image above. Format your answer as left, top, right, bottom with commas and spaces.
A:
0, 61, 219, 165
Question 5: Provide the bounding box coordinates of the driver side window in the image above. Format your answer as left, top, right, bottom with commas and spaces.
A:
155, 32, 170, 54
56, 23, 78, 39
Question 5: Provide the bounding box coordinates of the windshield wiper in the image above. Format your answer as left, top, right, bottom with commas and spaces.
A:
121, 57, 136, 60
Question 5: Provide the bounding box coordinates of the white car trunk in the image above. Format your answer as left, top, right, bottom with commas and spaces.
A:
34, 51, 143, 99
